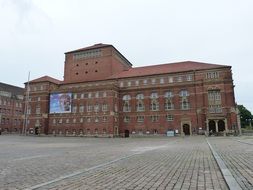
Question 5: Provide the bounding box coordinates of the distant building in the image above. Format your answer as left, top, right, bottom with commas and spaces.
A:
24, 43, 238, 137
0, 82, 24, 133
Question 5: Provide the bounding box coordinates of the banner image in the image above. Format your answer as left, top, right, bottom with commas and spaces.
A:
49, 93, 72, 113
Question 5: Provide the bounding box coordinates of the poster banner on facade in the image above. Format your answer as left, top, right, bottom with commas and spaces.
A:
49, 93, 72, 113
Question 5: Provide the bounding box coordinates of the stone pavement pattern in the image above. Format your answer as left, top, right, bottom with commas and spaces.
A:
208, 137, 253, 190
0, 136, 228, 190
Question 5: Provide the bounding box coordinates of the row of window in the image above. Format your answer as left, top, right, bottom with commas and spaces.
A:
52, 116, 109, 124
122, 90, 189, 100
73, 49, 101, 60
29, 85, 45, 92
0, 108, 22, 115
52, 128, 108, 135
123, 115, 174, 122
0, 99, 22, 108
1, 118, 22, 125
73, 91, 107, 99
119, 75, 193, 88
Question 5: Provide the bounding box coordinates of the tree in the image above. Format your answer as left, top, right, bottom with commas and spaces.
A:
238, 105, 253, 128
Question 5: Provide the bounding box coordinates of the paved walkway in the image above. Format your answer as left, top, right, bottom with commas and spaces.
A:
1, 135, 251, 189
208, 137, 253, 190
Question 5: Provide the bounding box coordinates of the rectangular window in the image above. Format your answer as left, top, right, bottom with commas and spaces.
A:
87, 105, 92, 112
135, 80, 139, 86
137, 116, 144, 122
160, 78, 164, 84
166, 115, 174, 121
124, 116, 130, 123
168, 77, 173, 83
79, 105, 84, 113
208, 90, 222, 113
102, 116, 107, 122
102, 104, 108, 112
150, 115, 159, 122
72, 106, 77, 113
186, 75, 193, 81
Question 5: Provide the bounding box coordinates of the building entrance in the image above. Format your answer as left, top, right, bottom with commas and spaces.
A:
218, 120, 225, 132
183, 124, 190, 135
125, 130, 129, 138
208, 120, 216, 133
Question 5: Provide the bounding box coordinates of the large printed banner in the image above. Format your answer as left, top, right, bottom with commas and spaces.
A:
49, 93, 72, 113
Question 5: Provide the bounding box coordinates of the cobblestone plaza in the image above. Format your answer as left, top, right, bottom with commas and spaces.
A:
0, 136, 252, 190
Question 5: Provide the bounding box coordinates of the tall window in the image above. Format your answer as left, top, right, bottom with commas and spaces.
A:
94, 103, 99, 112
102, 103, 108, 112
150, 92, 159, 111
136, 93, 145, 111
208, 90, 222, 113
72, 106, 77, 113
87, 104, 92, 112
123, 95, 131, 112
164, 90, 174, 110
179, 90, 190, 110
79, 105, 84, 113
35, 105, 41, 114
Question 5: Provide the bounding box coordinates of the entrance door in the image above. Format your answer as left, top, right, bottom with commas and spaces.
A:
125, 130, 129, 138
183, 124, 190, 135
35, 127, 39, 135
209, 120, 216, 133
218, 120, 225, 132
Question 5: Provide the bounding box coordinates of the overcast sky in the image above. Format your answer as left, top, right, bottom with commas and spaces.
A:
0, 0, 252, 111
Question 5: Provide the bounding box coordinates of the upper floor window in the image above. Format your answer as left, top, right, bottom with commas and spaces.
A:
179, 90, 189, 97
80, 93, 84, 99
87, 105, 92, 112
120, 82, 124, 87
186, 75, 193, 81
79, 105, 84, 113
123, 95, 131, 101
127, 81, 131, 87
103, 92, 107, 98
143, 79, 147, 85
206, 72, 219, 79
136, 93, 144, 100
88, 92, 92, 98
94, 104, 99, 112
95, 92, 99, 98
124, 116, 130, 123
150, 92, 158, 99
72, 106, 77, 113
166, 115, 174, 121
164, 91, 173, 98
168, 76, 173, 83
177, 76, 183, 82
181, 99, 190, 110
160, 78, 164, 84
73, 94, 77, 99
151, 78, 156, 84
137, 115, 144, 122
136, 94, 145, 112
135, 80, 139, 86
35, 106, 41, 114
208, 90, 222, 113
102, 103, 108, 112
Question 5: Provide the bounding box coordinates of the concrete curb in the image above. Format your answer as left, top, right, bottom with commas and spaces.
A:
206, 138, 242, 190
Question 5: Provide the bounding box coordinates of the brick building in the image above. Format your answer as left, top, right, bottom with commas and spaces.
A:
0, 82, 24, 133
24, 43, 238, 137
